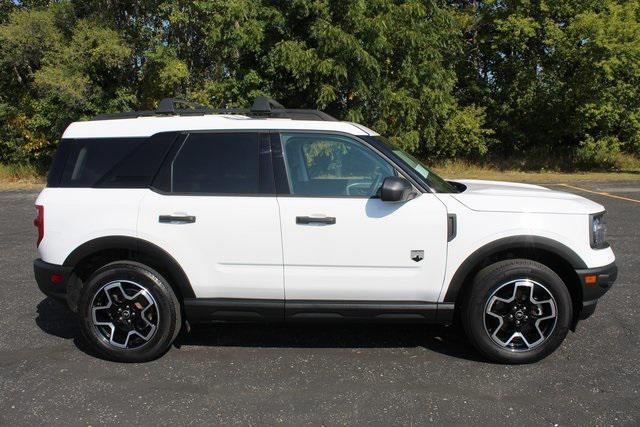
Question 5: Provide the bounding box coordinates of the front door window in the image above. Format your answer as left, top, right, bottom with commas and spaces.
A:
280, 133, 395, 197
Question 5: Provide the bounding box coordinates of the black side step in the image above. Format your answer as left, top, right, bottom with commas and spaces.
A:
184, 299, 455, 324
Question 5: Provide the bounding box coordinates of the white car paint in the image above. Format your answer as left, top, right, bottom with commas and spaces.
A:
451, 179, 605, 214
137, 190, 285, 299
62, 115, 378, 139
36, 116, 615, 304
433, 193, 615, 302
276, 194, 448, 302
35, 188, 146, 265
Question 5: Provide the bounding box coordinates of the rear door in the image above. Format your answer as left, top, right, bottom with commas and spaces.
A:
138, 131, 284, 300
273, 131, 448, 304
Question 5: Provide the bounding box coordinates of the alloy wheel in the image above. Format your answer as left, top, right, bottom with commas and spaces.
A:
90, 280, 160, 350
483, 279, 557, 351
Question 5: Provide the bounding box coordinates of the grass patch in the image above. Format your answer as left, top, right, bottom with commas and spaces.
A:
0, 164, 46, 189
432, 158, 640, 182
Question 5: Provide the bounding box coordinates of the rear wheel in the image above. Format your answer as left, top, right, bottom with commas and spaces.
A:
462, 259, 572, 364
78, 261, 181, 362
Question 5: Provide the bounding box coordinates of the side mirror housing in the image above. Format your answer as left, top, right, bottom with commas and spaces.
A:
380, 176, 416, 202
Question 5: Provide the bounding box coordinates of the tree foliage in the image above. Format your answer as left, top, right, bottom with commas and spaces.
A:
452, 0, 640, 162
1, 0, 639, 169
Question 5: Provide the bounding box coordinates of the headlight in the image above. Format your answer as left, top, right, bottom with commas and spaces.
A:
590, 212, 608, 249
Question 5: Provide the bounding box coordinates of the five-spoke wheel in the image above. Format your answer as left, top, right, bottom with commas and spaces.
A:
91, 280, 160, 350
462, 259, 572, 364
79, 261, 181, 362
484, 279, 557, 351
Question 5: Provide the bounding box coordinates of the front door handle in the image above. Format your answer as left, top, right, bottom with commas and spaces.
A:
159, 215, 196, 224
296, 216, 336, 225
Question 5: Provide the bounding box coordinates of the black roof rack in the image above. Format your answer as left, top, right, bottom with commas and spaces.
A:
91, 96, 338, 122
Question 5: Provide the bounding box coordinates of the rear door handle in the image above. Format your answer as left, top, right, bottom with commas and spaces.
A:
296, 216, 336, 225
159, 215, 196, 224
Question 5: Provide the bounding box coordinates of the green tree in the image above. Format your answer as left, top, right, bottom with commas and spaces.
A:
6, 0, 640, 170
452, 0, 640, 165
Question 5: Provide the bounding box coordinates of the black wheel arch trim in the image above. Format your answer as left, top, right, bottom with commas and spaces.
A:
63, 235, 196, 299
443, 235, 588, 303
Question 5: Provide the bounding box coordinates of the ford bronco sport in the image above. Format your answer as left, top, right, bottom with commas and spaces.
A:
33, 97, 617, 363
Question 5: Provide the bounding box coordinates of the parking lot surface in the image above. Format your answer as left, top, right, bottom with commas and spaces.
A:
0, 182, 638, 425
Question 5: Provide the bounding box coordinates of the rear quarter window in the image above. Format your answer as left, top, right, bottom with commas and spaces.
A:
58, 139, 143, 187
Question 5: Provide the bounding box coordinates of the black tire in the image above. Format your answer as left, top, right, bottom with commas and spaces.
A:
461, 259, 572, 364
78, 261, 181, 362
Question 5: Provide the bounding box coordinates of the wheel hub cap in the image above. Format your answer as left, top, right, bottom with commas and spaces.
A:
483, 279, 558, 352
90, 280, 160, 350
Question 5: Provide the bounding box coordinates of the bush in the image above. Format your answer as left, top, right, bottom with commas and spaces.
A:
574, 136, 621, 170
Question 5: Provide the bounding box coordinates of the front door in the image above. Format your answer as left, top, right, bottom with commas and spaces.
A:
274, 132, 448, 303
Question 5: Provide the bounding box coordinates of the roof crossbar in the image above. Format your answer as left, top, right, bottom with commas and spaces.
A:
251, 96, 285, 112
91, 97, 338, 122
156, 98, 208, 114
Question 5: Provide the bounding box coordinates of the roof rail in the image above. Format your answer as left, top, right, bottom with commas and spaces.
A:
91, 97, 338, 122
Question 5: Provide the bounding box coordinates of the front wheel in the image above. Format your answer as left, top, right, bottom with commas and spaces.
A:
462, 259, 572, 364
78, 261, 182, 362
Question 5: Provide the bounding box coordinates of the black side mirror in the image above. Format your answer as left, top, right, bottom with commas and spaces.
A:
380, 176, 415, 202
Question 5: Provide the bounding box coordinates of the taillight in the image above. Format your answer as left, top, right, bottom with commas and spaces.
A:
34, 205, 44, 246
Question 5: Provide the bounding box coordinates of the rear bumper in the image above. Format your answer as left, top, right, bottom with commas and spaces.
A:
576, 262, 617, 320
33, 259, 72, 302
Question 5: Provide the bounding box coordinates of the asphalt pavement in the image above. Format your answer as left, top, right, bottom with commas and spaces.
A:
0, 182, 638, 425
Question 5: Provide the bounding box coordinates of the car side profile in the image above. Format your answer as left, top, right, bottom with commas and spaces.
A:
33, 97, 617, 363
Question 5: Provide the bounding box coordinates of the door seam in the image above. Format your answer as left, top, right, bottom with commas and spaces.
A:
275, 196, 287, 301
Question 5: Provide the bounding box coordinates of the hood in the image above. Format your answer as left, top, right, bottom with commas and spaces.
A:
449, 179, 604, 214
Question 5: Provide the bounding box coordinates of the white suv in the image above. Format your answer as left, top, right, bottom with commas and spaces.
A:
33, 97, 617, 363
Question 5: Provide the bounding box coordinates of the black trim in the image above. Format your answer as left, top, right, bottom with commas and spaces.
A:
579, 299, 598, 320
447, 214, 457, 242
33, 259, 72, 302
183, 299, 455, 323
269, 132, 291, 194
184, 298, 284, 322
436, 303, 455, 322
296, 216, 336, 225
159, 215, 196, 224
259, 132, 276, 194
63, 236, 196, 298
576, 261, 617, 302
286, 300, 439, 322
150, 132, 187, 192
443, 236, 588, 303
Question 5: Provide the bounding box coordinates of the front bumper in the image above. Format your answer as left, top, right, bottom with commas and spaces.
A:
33, 259, 72, 302
575, 262, 617, 320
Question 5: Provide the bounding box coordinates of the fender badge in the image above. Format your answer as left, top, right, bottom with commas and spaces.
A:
411, 250, 424, 262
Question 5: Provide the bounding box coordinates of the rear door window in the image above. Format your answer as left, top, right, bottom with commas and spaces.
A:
170, 132, 261, 194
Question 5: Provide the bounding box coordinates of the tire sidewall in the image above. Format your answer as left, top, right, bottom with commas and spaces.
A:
78, 262, 180, 362
464, 260, 572, 364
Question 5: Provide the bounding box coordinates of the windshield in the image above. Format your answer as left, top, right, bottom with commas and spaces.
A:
371, 136, 458, 193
